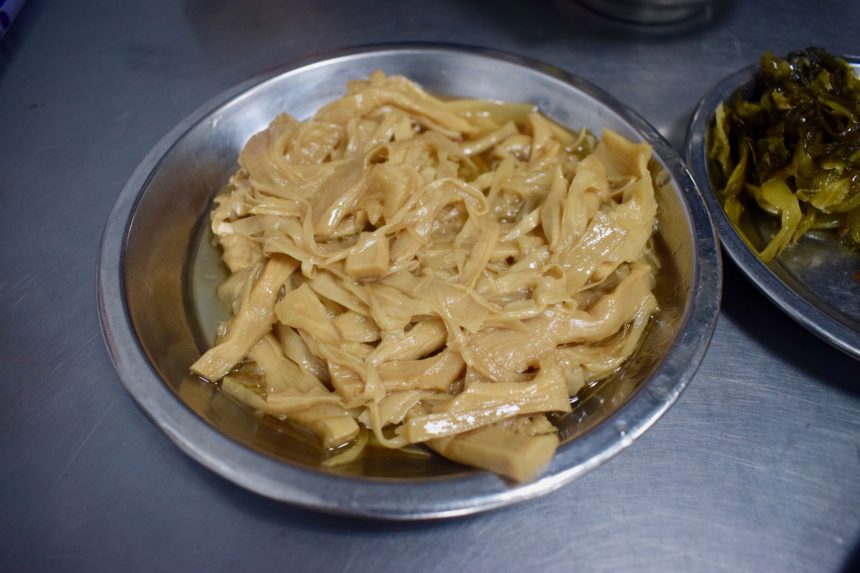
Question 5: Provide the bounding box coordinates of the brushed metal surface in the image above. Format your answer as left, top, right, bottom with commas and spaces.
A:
98, 46, 719, 518
686, 59, 860, 359
2, 0, 860, 571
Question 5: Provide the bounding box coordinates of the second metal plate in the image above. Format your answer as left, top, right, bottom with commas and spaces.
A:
686, 58, 860, 360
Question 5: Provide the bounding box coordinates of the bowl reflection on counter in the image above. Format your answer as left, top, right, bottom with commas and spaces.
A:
99, 45, 721, 519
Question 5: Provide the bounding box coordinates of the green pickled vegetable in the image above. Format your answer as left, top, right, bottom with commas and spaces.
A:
708, 47, 860, 261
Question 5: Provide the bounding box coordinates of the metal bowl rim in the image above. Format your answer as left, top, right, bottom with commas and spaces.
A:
98, 42, 722, 519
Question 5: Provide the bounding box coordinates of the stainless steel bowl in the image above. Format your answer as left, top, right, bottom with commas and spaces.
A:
686, 58, 860, 360
578, 0, 718, 24
98, 45, 721, 519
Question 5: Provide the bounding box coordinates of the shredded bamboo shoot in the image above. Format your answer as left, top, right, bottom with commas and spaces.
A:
190, 71, 659, 482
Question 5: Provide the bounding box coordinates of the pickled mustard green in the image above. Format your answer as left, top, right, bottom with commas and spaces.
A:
709, 47, 860, 261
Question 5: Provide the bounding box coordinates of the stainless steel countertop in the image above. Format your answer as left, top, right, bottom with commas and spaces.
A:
2, 1, 858, 571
